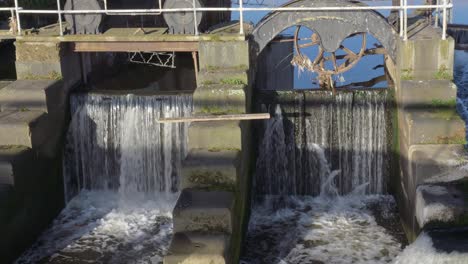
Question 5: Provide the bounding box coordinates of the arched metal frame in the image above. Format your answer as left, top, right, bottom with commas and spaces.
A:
251, 0, 399, 64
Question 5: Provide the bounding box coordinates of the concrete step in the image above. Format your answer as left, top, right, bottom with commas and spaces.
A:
407, 144, 467, 185
398, 229, 468, 262
188, 121, 241, 153
193, 84, 246, 115
0, 80, 65, 113
173, 189, 234, 234
400, 109, 465, 146
181, 149, 239, 191
400, 80, 457, 108
415, 183, 468, 230
164, 232, 229, 264
0, 110, 50, 148
197, 69, 248, 86
0, 145, 33, 189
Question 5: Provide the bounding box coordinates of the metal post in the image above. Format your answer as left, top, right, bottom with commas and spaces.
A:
435, 0, 439, 28
56, 0, 63, 36
442, 0, 447, 40
403, 0, 408, 40
192, 0, 199, 35
13, 0, 21, 35
399, 0, 403, 37
192, 51, 199, 84
239, 0, 244, 35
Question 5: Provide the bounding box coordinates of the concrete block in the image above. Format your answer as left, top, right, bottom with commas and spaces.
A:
401, 110, 465, 146
0, 145, 33, 189
181, 149, 239, 191
400, 80, 457, 108
0, 161, 13, 185
398, 37, 454, 80
15, 62, 62, 80
199, 41, 249, 70
0, 110, 49, 148
197, 69, 248, 86
416, 184, 468, 229
164, 232, 229, 264
193, 84, 246, 114
408, 144, 467, 185
173, 189, 234, 234
397, 230, 468, 262
0, 80, 65, 113
15, 41, 62, 62
188, 121, 241, 150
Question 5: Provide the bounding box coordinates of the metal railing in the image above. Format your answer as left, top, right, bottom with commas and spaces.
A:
0, 0, 453, 40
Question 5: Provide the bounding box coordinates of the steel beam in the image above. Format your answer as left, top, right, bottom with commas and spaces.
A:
72, 41, 199, 52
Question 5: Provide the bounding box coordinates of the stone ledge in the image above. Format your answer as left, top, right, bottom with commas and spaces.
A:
408, 144, 467, 185
0, 145, 33, 190
199, 41, 249, 71
416, 183, 468, 229
197, 69, 248, 87
400, 80, 457, 108
400, 109, 465, 146
0, 80, 65, 113
0, 110, 48, 148
173, 189, 234, 234
181, 149, 239, 191
188, 121, 241, 151
193, 85, 246, 115
164, 232, 229, 264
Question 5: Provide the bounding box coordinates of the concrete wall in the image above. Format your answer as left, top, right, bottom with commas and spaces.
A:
164, 40, 252, 264
0, 40, 82, 262
394, 35, 467, 242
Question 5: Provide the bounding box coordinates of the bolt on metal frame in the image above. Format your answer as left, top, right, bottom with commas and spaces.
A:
0, 0, 453, 40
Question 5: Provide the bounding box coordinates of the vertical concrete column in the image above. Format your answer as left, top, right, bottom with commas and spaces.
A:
164, 40, 252, 264
394, 35, 467, 241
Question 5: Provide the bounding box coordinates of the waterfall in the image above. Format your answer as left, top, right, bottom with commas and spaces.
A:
63, 92, 193, 201
254, 90, 389, 196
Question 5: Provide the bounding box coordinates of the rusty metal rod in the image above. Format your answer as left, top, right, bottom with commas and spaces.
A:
157, 113, 271, 123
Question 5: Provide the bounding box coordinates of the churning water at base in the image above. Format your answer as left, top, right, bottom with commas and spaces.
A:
243, 90, 406, 263
242, 194, 405, 264
16, 92, 192, 264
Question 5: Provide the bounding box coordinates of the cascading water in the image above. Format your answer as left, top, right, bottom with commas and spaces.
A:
16, 92, 192, 264
242, 90, 406, 263
254, 90, 389, 196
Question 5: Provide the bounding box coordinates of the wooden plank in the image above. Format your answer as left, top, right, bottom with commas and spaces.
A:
72, 41, 199, 52
158, 113, 271, 123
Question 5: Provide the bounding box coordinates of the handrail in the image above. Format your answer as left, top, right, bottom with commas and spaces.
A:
0, 1, 454, 40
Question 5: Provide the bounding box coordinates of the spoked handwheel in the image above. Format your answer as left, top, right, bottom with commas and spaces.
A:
291, 25, 367, 76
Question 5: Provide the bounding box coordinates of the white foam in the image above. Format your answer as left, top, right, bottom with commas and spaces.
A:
15, 190, 179, 264
394, 232, 468, 264
243, 194, 403, 264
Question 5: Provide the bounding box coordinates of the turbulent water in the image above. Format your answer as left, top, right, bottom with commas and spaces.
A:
244, 90, 404, 263
242, 194, 405, 264
255, 91, 389, 196
16, 92, 192, 264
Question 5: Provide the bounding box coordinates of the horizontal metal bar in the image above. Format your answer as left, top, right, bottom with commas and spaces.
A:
72, 41, 199, 52
14, 4, 453, 15
0, 7, 20, 11
158, 113, 271, 123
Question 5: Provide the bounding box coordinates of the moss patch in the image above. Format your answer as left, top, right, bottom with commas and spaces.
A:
21, 71, 62, 80
220, 78, 246, 85
434, 65, 452, 80
401, 68, 414, 80
188, 170, 235, 191
199, 105, 244, 115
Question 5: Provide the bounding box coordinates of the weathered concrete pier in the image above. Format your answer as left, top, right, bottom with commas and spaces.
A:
0, 0, 467, 263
